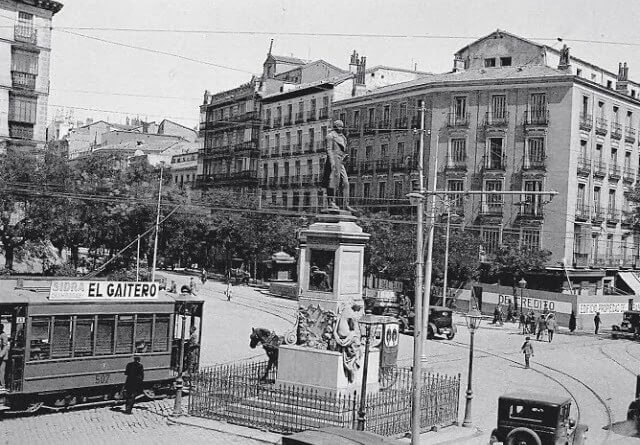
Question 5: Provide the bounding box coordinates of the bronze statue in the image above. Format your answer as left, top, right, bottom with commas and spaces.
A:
322, 120, 354, 212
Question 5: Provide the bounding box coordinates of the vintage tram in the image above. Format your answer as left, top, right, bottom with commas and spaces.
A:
0, 279, 203, 414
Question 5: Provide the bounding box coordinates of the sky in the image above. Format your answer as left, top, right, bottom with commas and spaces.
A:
34, 0, 640, 129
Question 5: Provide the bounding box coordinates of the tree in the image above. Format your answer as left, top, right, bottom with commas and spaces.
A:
431, 227, 482, 290
483, 240, 552, 285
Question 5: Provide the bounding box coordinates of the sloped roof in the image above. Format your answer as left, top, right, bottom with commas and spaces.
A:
77, 120, 142, 131
261, 73, 354, 101
455, 29, 543, 56
367, 65, 433, 76
270, 54, 309, 65
275, 59, 348, 78
159, 119, 198, 134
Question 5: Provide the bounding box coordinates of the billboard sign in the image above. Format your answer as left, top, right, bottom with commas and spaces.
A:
49, 281, 159, 300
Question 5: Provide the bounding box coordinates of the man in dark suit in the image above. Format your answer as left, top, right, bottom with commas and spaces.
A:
123, 355, 144, 414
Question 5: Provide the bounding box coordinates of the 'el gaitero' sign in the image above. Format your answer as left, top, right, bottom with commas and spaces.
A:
49, 281, 159, 300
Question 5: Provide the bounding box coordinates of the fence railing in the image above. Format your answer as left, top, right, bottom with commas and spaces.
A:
188, 360, 460, 436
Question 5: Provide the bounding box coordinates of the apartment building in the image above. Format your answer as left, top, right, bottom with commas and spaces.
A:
0, 0, 63, 153
332, 30, 640, 286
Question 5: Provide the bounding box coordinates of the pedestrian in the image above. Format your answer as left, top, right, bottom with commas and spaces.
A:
506, 301, 514, 323
521, 336, 534, 368
528, 311, 536, 336
0, 324, 9, 389
546, 314, 557, 343
186, 325, 200, 383
594, 312, 601, 335
536, 314, 547, 341
200, 268, 207, 285
169, 280, 177, 293
519, 312, 526, 334
225, 281, 233, 301
492, 305, 500, 324
123, 355, 144, 414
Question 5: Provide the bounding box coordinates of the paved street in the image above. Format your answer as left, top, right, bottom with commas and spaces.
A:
3, 274, 640, 444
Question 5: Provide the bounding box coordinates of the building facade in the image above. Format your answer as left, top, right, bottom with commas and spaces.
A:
0, 0, 63, 153
333, 30, 640, 287
170, 147, 198, 188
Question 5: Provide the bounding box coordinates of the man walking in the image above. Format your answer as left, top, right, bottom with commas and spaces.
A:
0, 324, 9, 389
546, 314, 557, 343
594, 312, 601, 335
521, 336, 534, 369
123, 355, 144, 414
536, 314, 547, 341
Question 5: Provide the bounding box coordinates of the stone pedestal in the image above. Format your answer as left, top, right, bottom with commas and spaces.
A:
276, 344, 379, 395
297, 211, 370, 316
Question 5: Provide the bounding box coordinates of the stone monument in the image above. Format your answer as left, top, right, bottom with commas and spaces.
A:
276, 210, 379, 394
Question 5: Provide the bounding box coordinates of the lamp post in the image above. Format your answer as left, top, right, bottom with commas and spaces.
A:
462, 308, 482, 428
356, 313, 397, 431
172, 303, 187, 417
518, 278, 527, 313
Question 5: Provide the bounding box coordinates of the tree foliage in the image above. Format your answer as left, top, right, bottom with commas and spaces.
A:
482, 240, 552, 285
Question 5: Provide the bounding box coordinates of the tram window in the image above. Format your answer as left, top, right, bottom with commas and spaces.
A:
74, 316, 94, 357
135, 315, 152, 353
153, 315, 170, 352
115, 315, 134, 354
51, 316, 72, 358
96, 316, 115, 355
30, 317, 51, 361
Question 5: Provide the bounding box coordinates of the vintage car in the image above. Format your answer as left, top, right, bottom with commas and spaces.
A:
626, 375, 640, 430
398, 305, 456, 340
612, 310, 640, 340
489, 392, 587, 445
282, 427, 405, 445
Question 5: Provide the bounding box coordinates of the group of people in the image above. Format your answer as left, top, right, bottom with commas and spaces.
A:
518, 311, 558, 342
491, 302, 517, 325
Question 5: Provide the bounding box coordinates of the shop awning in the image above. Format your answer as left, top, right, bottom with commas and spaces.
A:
618, 272, 640, 296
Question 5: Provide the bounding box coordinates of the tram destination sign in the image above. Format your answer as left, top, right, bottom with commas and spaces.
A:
49, 281, 159, 300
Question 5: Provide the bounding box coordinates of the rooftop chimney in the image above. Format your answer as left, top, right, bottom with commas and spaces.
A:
349, 50, 359, 74
558, 44, 571, 71
453, 55, 465, 73
616, 62, 630, 94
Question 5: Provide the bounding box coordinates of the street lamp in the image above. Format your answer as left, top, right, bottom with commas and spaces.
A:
518, 278, 527, 315
356, 313, 397, 431
462, 308, 483, 428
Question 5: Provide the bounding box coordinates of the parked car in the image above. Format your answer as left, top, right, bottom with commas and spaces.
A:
282, 427, 405, 445
398, 305, 456, 340
229, 268, 250, 285
489, 392, 587, 445
612, 310, 640, 340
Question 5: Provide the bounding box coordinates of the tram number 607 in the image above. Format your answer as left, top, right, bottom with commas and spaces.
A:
95, 373, 110, 384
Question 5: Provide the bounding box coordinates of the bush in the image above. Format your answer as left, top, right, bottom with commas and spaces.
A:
46, 263, 77, 277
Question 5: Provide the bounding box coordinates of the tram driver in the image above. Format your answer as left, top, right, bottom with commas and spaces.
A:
0, 323, 9, 390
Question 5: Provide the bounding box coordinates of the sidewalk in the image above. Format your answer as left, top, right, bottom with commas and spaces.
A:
402, 425, 485, 444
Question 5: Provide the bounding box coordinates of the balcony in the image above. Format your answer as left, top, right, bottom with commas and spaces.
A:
360, 161, 374, 175
318, 107, 329, 120
363, 123, 376, 135
283, 116, 292, 127
304, 142, 315, 153
518, 205, 544, 220
346, 126, 360, 138
592, 206, 605, 223
236, 111, 258, 122
575, 203, 589, 221
230, 170, 258, 180
595, 117, 608, 135
523, 155, 546, 171
291, 175, 301, 185
608, 163, 621, 180
573, 253, 590, 268
268, 177, 279, 187
623, 167, 635, 183
577, 157, 591, 176
295, 112, 304, 124
273, 118, 282, 129
378, 119, 392, 133
606, 209, 620, 224
394, 117, 409, 129
447, 113, 470, 127
11, 71, 36, 90
579, 113, 593, 132
307, 110, 317, 122
622, 210, 635, 225
9, 124, 34, 140
626, 127, 637, 143
301, 174, 314, 186
485, 112, 509, 127
375, 159, 391, 171
479, 203, 504, 218
611, 122, 623, 140
293, 143, 303, 153
262, 119, 272, 129
281, 144, 291, 156
346, 163, 358, 175
391, 158, 413, 172
592, 160, 606, 178
279, 177, 291, 187
483, 154, 507, 171
444, 157, 468, 172
524, 109, 549, 127
14, 24, 37, 45
316, 141, 328, 151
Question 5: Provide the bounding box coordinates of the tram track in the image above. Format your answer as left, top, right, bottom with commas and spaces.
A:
444, 339, 613, 444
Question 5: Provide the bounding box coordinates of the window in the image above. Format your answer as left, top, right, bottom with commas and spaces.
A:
30, 316, 51, 360
595, 144, 602, 161
397, 142, 405, 160
488, 138, 504, 168
450, 138, 466, 164
18, 11, 33, 25
116, 315, 134, 354
363, 183, 371, 198
308, 128, 315, 147
383, 105, 390, 123
9, 95, 37, 123
323, 96, 329, 108
598, 101, 604, 117
500, 57, 512, 67
491, 95, 507, 120
576, 68, 582, 77
523, 180, 543, 215
509, 404, 545, 423
613, 106, 619, 123
74, 316, 94, 357
527, 138, 545, 167
530, 93, 547, 116
484, 58, 496, 68
297, 129, 303, 147
447, 180, 464, 208
577, 183, 586, 206
522, 230, 540, 250
135, 315, 153, 353
52, 316, 72, 358
365, 145, 372, 160
593, 186, 601, 211
368, 108, 375, 125
611, 148, 618, 165
607, 80, 613, 89
627, 111, 633, 127
625, 151, 632, 170
378, 182, 386, 198
482, 228, 500, 254
264, 135, 269, 155
608, 189, 616, 213
582, 96, 589, 116
381, 143, 388, 159
353, 110, 360, 126
307, 159, 313, 174
484, 180, 503, 212
310, 98, 316, 111
394, 181, 403, 199
303, 192, 311, 208
12, 49, 38, 74
453, 96, 467, 119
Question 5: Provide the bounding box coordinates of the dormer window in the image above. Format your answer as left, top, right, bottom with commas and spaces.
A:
484, 58, 496, 68
500, 57, 512, 67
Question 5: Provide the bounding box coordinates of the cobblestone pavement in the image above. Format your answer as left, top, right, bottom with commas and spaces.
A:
1, 398, 271, 445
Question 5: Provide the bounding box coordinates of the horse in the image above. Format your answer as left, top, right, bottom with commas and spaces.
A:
249, 327, 283, 382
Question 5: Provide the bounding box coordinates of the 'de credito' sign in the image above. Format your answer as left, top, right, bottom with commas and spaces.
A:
49, 281, 159, 300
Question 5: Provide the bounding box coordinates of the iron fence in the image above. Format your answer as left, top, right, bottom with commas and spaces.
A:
188, 360, 460, 436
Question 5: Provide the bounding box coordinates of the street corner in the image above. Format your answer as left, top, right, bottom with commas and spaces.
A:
396, 425, 484, 445
166, 413, 281, 444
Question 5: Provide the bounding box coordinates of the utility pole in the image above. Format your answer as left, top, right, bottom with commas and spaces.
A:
136, 234, 141, 282
151, 163, 164, 283
421, 128, 439, 365
409, 99, 426, 445
442, 202, 451, 308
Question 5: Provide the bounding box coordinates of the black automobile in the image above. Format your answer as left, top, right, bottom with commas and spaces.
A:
398, 305, 456, 340
490, 392, 587, 445
612, 310, 640, 340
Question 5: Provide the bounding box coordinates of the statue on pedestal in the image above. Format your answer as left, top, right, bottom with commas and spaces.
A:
332, 303, 363, 383
322, 120, 355, 213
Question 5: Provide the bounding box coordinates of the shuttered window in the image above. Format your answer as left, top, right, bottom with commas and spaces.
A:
135, 315, 153, 353
96, 315, 115, 355
115, 315, 134, 354
9, 95, 37, 123
153, 315, 170, 352
74, 316, 94, 357
30, 317, 50, 361
12, 49, 38, 74
51, 316, 72, 358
